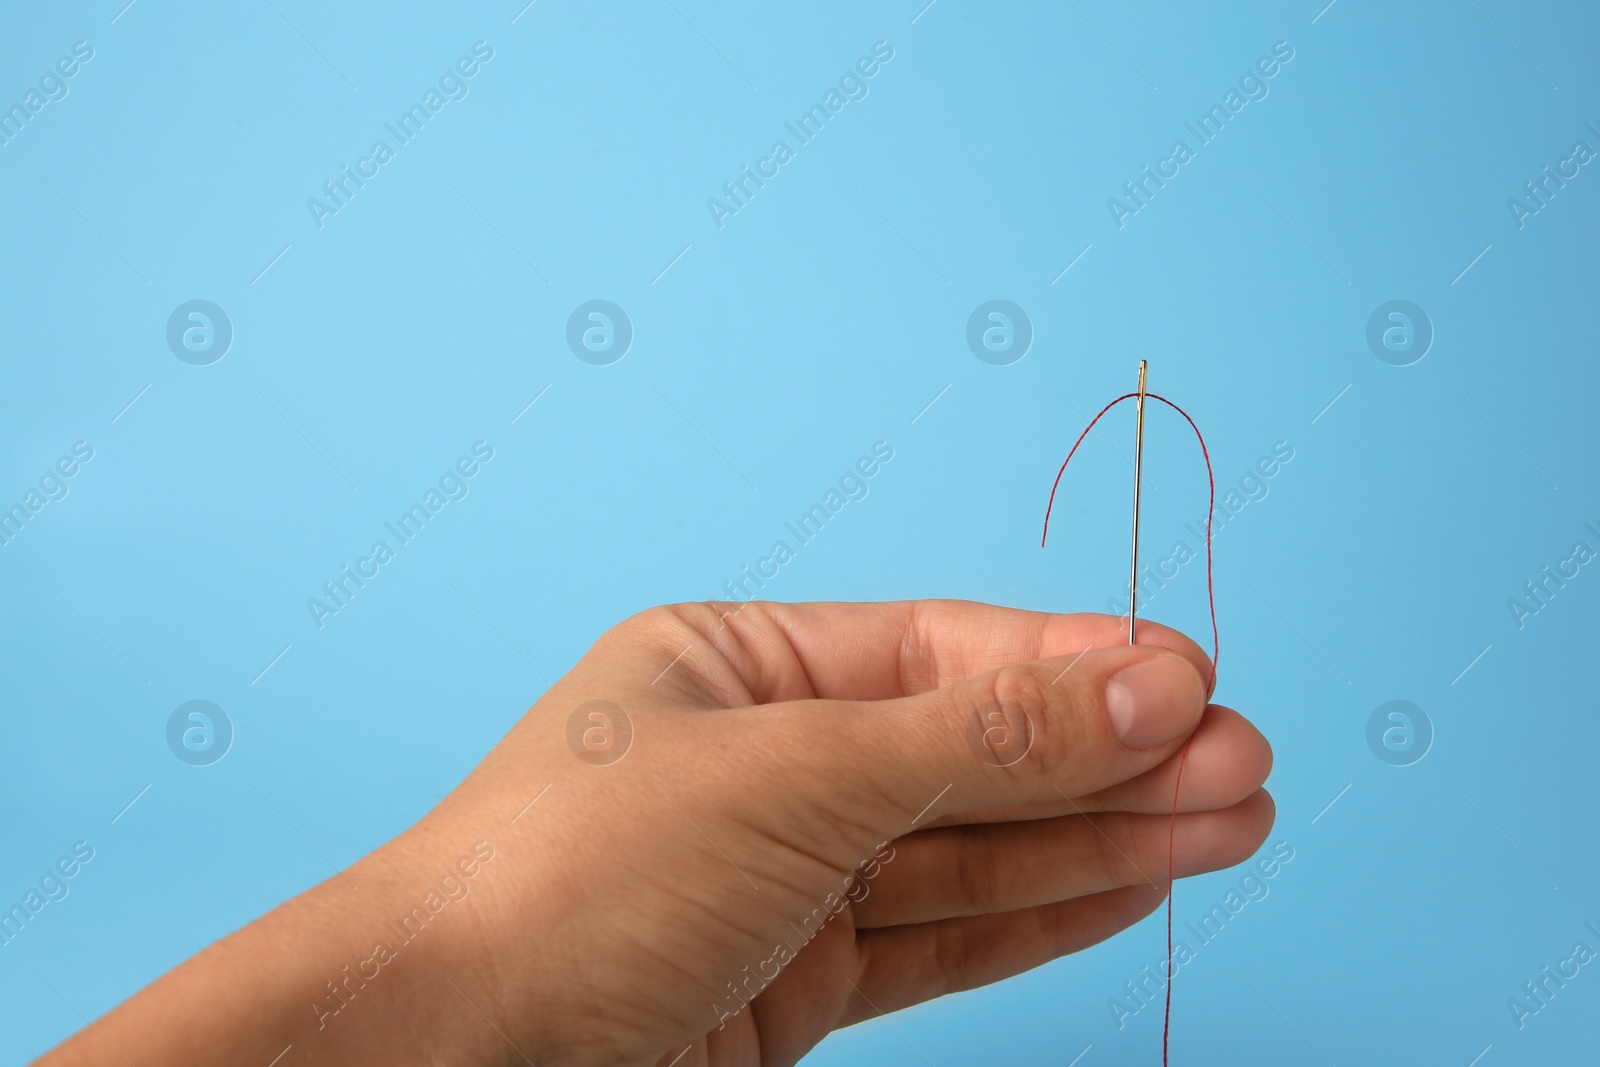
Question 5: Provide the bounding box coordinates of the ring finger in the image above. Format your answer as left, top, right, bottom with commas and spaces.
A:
852, 789, 1274, 929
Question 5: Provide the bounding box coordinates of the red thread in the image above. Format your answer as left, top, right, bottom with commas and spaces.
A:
1040, 391, 1217, 1066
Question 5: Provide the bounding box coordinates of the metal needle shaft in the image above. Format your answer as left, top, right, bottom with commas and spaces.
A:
1128, 360, 1148, 645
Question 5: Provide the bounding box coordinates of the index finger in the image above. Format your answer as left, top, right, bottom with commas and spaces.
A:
623, 599, 1214, 705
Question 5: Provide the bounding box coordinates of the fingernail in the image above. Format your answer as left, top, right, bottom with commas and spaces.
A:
1105, 655, 1206, 749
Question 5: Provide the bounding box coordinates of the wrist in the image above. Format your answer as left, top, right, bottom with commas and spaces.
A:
38, 820, 519, 1067
295, 819, 519, 1063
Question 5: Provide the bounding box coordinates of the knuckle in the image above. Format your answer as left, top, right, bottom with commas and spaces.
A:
1089, 811, 1144, 886
987, 661, 1094, 775
944, 662, 1059, 786
902, 600, 943, 694
606, 601, 733, 655
679, 598, 757, 637
606, 603, 685, 642
987, 660, 1057, 720
951, 828, 1002, 912
929, 913, 972, 986
601, 601, 781, 706
592, 603, 714, 676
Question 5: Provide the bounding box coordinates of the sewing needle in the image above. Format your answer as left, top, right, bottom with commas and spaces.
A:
1128, 360, 1148, 645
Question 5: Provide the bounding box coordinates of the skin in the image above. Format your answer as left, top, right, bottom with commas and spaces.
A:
37, 599, 1272, 1067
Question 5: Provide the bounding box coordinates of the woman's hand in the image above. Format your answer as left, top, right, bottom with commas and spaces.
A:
39, 600, 1272, 1067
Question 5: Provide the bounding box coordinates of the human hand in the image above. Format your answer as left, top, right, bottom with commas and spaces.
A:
37, 600, 1272, 1067
427, 599, 1273, 1065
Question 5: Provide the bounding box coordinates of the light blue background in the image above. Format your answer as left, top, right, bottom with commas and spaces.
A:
3, 1, 1597, 1063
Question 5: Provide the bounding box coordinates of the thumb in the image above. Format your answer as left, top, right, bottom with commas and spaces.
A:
805, 644, 1208, 833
